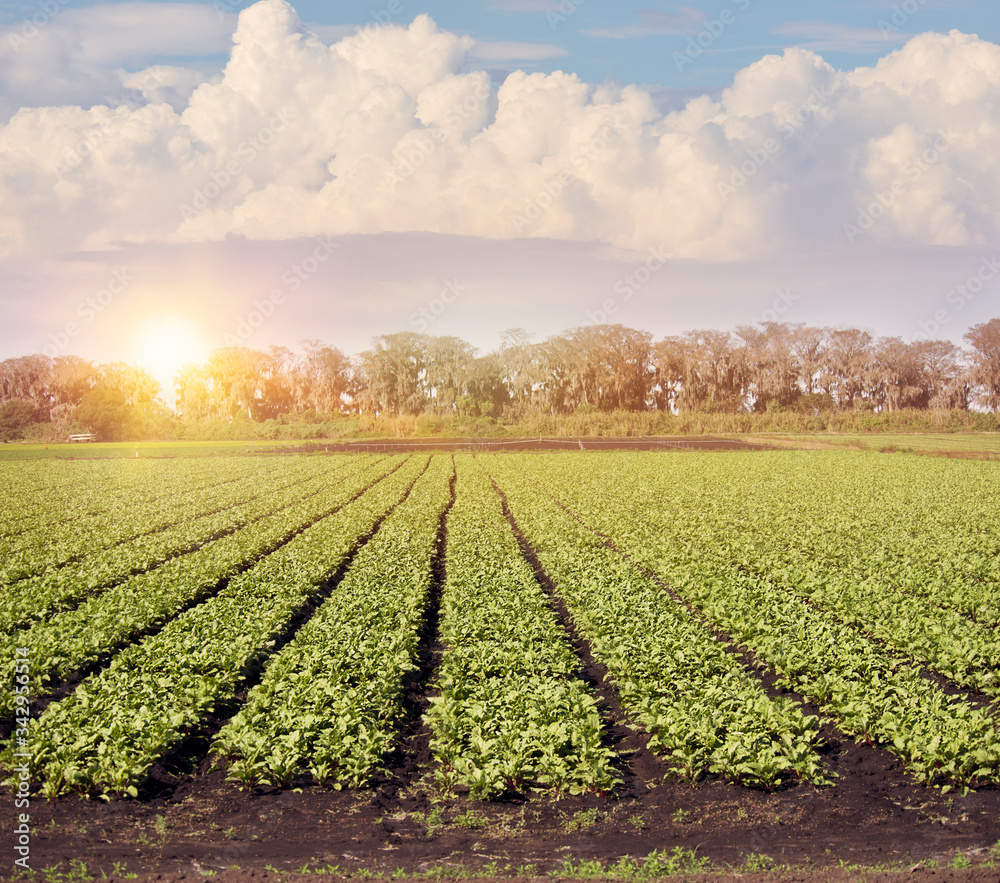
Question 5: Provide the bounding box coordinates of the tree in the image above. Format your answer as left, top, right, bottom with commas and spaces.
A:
497, 328, 539, 417
0, 400, 37, 442
659, 330, 743, 413
790, 326, 827, 396
49, 356, 96, 409
100, 363, 161, 408
0, 354, 52, 408
578, 325, 653, 411
174, 364, 212, 420
965, 318, 1000, 412
355, 333, 429, 415
822, 329, 873, 409
75, 388, 130, 441
915, 340, 968, 410
297, 340, 352, 414
425, 336, 478, 414
735, 323, 802, 412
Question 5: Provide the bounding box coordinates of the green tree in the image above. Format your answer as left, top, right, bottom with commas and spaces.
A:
0, 400, 37, 441
75, 388, 130, 441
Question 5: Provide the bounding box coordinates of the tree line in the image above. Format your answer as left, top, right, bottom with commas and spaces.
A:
1, 319, 999, 440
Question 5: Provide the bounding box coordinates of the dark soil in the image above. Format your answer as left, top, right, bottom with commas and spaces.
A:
4, 755, 999, 882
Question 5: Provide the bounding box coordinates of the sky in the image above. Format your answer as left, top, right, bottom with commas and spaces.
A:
1, 0, 999, 396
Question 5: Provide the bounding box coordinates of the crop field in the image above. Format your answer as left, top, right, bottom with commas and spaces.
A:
2, 449, 1000, 879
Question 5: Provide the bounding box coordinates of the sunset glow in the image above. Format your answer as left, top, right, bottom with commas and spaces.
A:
129, 317, 211, 398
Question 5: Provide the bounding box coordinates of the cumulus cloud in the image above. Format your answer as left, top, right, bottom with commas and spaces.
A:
1, 0, 999, 264
59, 2, 236, 66
0, 2, 229, 120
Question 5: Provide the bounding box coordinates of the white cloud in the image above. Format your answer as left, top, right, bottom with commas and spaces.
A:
62, 3, 237, 66
0, 2, 998, 267
469, 40, 569, 62
302, 24, 364, 45
0, 2, 230, 120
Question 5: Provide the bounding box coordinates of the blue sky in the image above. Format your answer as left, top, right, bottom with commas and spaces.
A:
5, 0, 995, 93
1, 0, 998, 391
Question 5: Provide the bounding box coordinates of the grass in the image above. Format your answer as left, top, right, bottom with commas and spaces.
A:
9, 406, 998, 454
19, 847, 1000, 881
0, 439, 301, 460
548, 848, 710, 879
746, 430, 1000, 457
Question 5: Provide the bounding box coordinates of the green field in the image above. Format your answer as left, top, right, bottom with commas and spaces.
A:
0, 439, 306, 460
2, 448, 999, 801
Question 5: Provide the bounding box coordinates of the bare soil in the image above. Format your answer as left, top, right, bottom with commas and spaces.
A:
3, 748, 999, 882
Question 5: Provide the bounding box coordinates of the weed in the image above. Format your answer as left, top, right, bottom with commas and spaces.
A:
562, 807, 603, 832
452, 810, 488, 830
743, 852, 775, 872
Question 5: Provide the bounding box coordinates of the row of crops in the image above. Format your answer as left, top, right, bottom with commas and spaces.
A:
2, 451, 999, 799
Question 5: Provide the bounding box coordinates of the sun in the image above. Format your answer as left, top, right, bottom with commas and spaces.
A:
131, 316, 211, 397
